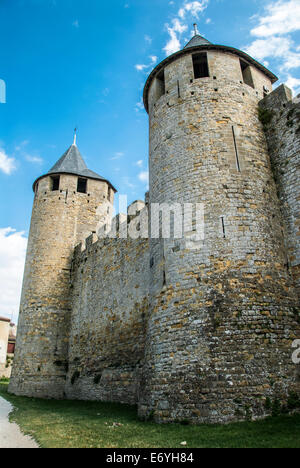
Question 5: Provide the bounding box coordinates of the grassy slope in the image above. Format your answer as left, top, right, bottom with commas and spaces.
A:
0, 383, 300, 448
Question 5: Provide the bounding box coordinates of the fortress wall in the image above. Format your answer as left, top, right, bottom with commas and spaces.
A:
140, 50, 300, 424
260, 85, 300, 300
65, 232, 149, 405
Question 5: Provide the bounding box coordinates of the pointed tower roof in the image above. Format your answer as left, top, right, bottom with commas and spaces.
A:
184, 24, 211, 49
184, 34, 211, 49
33, 136, 117, 192
48, 143, 105, 181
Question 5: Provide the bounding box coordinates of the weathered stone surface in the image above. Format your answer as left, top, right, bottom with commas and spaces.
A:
9, 175, 114, 398
139, 50, 300, 424
9, 47, 300, 425
260, 85, 300, 299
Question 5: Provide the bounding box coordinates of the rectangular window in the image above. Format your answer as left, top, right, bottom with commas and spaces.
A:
193, 53, 209, 79
51, 176, 60, 191
240, 60, 254, 88
77, 178, 87, 194
156, 69, 165, 100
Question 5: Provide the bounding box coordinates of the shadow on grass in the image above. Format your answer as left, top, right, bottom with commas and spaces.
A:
0, 383, 299, 448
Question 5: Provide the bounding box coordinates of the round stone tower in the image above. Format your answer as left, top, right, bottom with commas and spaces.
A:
139, 33, 300, 423
9, 137, 116, 398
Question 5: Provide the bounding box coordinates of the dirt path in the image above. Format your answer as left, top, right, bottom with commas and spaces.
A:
0, 396, 39, 448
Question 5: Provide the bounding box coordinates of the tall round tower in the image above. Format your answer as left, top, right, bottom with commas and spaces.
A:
9, 137, 116, 398
139, 33, 300, 423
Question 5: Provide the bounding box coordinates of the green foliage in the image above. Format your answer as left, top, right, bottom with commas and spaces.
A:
258, 107, 274, 129
272, 399, 281, 417
0, 378, 9, 383
287, 392, 300, 411
265, 397, 272, 410
1, 383, 300, 448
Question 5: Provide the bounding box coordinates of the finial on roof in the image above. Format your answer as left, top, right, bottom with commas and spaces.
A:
73, 128, 77, 146
193, 23, 199, 36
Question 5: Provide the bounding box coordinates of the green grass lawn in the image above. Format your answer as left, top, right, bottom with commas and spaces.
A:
0, 382, 300, 448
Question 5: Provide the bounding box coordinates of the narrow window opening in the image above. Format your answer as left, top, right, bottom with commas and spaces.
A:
156, 69, 165, 100
240, 60, 254, 88
177, 80, 180, 98
193, 53, 209, 79
163, 269, 166, 287
51, 176, 60, 191
221, 217, 226, 238
108, 187, 112, 202
77, 178, 87, 194
232, 126, 241, 173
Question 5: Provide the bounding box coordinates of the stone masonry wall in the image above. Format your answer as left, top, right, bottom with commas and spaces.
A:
65, 230, 149, 405
139, 49, 300, 424
260, 85, 300, 300
9, 175, 113, 398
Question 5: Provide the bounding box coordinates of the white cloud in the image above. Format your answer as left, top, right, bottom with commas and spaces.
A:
163, 1, 209, 56
163, 26, 182, 56
136, 160, 143, 167
145, 35, 152, 44
179, 1, 209, 19
138, 171, 149, 183
110, 152, 124, 161
25, 154, 43, 165
244, 1, 300, 92
135, 56, 158, 72
0, 228, 27, 321
0, 148, 16, 175
250, 0, 300, 38
285, 75, 300, 95
72, 20, 79, 28
135, 98, 144, 112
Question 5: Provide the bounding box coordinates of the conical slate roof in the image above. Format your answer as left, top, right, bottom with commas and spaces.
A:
184, 34, 212, 49
32, 142, 117, 192
48, 143, 105, 181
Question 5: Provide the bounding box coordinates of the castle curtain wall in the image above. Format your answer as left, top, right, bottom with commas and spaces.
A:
65, 234, 149, 404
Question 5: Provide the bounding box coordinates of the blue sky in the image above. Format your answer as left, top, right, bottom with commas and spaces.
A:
0, 0, 300, 320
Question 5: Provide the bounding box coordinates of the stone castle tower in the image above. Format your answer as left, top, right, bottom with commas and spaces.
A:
10, 32, 300, 424
9, 138, 116, 398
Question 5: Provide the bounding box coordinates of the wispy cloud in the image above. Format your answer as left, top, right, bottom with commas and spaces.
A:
24, 154, 43, 165
138, 171, 149, 183
110, 152, 124, 160
244, 0, 300, 95
15, 140, 43, 165
135, 55, 158, 72
0, 148, 16, 175
135, 98, 144, 113
250, 0, 300, 37
163, 1, 210, 56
